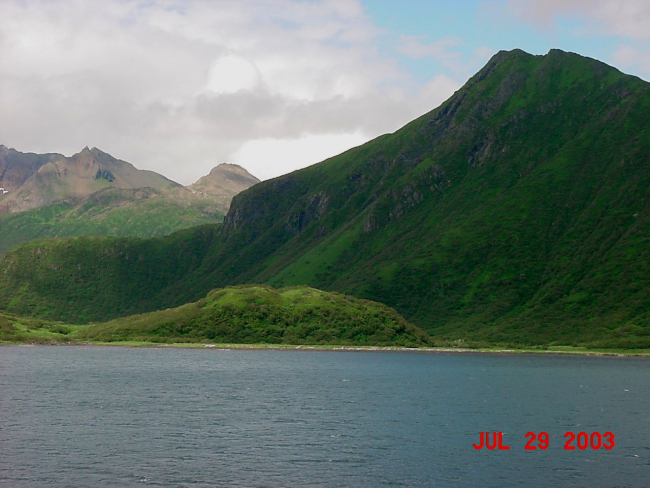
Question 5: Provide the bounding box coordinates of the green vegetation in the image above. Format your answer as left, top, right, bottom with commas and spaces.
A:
0, 285, 430, 347
0, 309, 85, 344
3, 49, 650, 349
76, 285, 430, 346
0, 224, 221, 323
0, 187, 224, 255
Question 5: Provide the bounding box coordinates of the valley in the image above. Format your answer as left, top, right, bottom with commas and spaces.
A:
3, 48, 650, 350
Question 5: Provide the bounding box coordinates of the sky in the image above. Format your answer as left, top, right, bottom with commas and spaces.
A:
1, 0, 650, 184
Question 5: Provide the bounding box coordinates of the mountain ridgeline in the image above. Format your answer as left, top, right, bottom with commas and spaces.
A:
2, 49, 650, 348
0, 153, 259, 254
0, 146, 176, 214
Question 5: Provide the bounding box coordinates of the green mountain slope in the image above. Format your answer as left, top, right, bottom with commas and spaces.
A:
3, 49, 650, 347
0, 309, 81, 344
0, 225, 221, 322
0, 187, 223, 255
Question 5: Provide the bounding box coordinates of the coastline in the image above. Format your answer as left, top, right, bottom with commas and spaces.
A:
3, 341, 650, 357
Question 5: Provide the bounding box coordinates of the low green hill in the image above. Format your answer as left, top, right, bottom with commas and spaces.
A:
76, 285, 430, 346
0, 285, 430, 347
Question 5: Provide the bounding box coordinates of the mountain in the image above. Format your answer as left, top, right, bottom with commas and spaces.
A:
3, 49, 650, 348
186, 163, 261, 215
0, 145, 64, 195
0, 146, 177, 214
0, 161, 259, 255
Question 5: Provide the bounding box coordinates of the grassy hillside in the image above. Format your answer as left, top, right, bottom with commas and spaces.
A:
0, 187, 224, 255
0, 225, 221, 322
0, 309, 84, 344
76, 285, 430, 346
3, 49, 650, 347
0, 285, 430, 347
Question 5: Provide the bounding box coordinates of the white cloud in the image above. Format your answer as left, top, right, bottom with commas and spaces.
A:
597, 1, 650, 39
612, 44, 650, 74
205, 55, 262, 94
498, 0, 650, 81
0, 0, 464, 184
418, 75, 463, 108
231, 132, 370, 181
396, 36, 493, 81
505, 0, 650, 38
397, 36, 463, 60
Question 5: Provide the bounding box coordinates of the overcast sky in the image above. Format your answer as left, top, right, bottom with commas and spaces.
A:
1, 0, 649, 184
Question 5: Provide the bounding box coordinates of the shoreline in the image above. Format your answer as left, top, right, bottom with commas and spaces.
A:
3, 341, 650, 357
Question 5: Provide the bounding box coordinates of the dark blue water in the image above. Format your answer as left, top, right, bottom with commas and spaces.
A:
0, 346, 648, 487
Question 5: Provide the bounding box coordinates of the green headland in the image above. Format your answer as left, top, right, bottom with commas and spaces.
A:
1, 285, 429, 348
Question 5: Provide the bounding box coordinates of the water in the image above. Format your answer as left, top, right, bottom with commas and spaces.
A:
0, 346, 648, 487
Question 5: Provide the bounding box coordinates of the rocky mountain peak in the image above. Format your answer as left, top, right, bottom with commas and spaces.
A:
1, 146, 175, 214
210, 163, 251, 175
189, 164, 259, 198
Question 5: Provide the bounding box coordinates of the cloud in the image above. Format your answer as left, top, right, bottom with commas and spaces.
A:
498, 0, 650, 81
0, 0, 462, 184
231, 132, 370, 181
612, 44, 650, 74
418, 75, 463, 107
505, 0, 650, 39
397, 36, 463, 60
205, 55, 262, 94
396, 36, 493, 81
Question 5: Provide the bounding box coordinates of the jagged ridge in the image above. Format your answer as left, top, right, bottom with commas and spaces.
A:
0, 161, 259, 255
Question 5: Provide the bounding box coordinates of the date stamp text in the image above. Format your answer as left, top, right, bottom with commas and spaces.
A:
473, 431, 615, 450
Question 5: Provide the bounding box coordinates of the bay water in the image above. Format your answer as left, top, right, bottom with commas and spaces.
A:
0, 346, 648, 487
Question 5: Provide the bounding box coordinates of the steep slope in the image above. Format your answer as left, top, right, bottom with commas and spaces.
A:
0, 147, 177, 213
0, 225, 221, 322
3, 49, 650, 347
187, 48, 650, 345
0, 163, 259, 255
